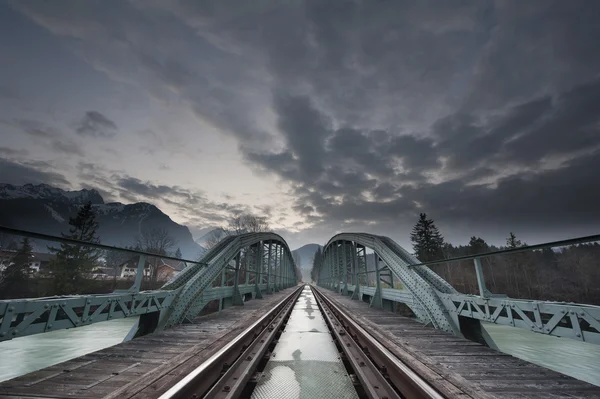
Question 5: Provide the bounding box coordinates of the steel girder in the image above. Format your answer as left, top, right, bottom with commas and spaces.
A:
318, 233, 600, 345
159, 233, 298, 329
0, 290, 176, 342
319, 233, 460, 334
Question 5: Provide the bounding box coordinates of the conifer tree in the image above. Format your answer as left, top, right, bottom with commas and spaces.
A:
410, 213, 444, 262
1, 237, 33, 296
49, 201, 101, 294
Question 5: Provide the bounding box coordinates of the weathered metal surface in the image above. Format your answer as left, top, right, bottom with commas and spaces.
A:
0, 288, 298, 399
314, 286, 600, 398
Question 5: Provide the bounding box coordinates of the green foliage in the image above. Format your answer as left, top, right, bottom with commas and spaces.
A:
310, 247, 322, 282
48, 201, 101, 294
468, 236, 489, 254
506, 232, 525, 248
410, 213, 444, 262
1, 237, 33, 297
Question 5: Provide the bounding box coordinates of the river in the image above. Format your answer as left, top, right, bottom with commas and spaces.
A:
1, 318, 599, 387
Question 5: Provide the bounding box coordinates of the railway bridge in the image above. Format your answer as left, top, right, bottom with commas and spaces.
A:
0, 227, 599, 398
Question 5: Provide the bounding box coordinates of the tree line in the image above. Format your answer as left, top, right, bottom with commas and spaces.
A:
1, 206, 302, 298
310, 213, 600, 305
0, 201, 182, 297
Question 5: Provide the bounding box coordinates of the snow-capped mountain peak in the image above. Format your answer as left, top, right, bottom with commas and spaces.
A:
0, 183, 104, 205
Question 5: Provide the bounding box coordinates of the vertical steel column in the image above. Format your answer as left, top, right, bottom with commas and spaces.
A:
266, 241, 273, 294
274, 244, 280, 292
371, 253, 383, 309
342, 241, 348, 295
232, 252, 244, 306
129, 255, 147, 293
350, 241, 360, 300
244, 247, 250, 286
219, 266, 226, 312
474, 257, 489, 298
255, 242, 264, 299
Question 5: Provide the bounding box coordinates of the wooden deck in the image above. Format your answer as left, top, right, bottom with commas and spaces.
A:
316, 287, 600, 399
0, 287, 298, 399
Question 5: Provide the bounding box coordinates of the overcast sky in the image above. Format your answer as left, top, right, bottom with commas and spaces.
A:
1, 0, 599, 250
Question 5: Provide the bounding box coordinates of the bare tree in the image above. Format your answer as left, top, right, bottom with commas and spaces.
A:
134, 228, 177, 282
205, 214, 271, 250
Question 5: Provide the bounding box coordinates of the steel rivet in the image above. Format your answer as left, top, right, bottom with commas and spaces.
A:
8, 307, 14, 312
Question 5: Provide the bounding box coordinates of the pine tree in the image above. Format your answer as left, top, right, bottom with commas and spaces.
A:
1, 237, 33, 296
506, 232, 524, 249
175, 247, 182, 259
49, 201, 101, 294
468, 236, 489, 255
410, 213, 444, 262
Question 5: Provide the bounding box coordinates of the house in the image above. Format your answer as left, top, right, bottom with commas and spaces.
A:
0, 250, 55, 274
118, 256, 153, 278
156, 259, 187, 281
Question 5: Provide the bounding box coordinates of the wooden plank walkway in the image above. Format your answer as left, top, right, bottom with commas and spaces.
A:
0, 287, 298, 399
316, 287, 600, 399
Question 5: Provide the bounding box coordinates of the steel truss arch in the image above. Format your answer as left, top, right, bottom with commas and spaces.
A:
159, 232, 298, 329
320, 233, 460, 334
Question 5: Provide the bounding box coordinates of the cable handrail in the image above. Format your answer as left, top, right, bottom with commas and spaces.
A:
0, 225, 203, 264
408, 233, 600, 267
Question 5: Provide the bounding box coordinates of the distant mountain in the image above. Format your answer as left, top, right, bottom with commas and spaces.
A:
0, 183, 205, 259
291, 243, 321, 281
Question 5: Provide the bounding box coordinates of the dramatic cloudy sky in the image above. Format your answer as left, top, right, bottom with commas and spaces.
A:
1, 0, 599, 250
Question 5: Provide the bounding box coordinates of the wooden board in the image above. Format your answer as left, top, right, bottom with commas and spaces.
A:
0, 288, 298, 399
316, 287, 600, 399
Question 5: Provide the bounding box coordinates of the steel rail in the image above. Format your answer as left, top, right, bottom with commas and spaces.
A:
157, 286, 303, 399
312, 286, 400, 399
312, 286, 446, 399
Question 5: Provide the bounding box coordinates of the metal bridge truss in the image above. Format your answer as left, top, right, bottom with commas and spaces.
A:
318, 233, 600, 345
0, 230, 298, 342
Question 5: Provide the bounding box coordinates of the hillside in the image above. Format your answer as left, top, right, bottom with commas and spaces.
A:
0, 183, 205, 259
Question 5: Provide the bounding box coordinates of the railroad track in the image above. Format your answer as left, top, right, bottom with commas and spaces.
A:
157, 285, 444, 399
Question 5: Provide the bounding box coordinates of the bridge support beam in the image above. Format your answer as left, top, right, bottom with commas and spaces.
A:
266, 242, 273, 294
232, 252, 244, 306
254, 243, 264, 299
371, 253, 383, 309
350, 241, 360, 300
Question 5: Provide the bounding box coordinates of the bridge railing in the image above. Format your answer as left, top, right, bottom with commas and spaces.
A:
317, 232, 600, 345
0, 226, 299, 341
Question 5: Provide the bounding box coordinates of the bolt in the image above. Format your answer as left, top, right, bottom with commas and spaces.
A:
561, 310, 565, 314
576, 333, 581, 337
580, 312, 585, 316
359, 361, 365, 367
0, 332, 5, 337
48, 324, 52, 329
44, 304, 49, 309
223, 386, 231, 392
8, 307, 14, 312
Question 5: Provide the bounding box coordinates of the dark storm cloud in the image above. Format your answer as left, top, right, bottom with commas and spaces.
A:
0, 147, 28, 157
75, 111, 117, 138
11, 0, 600, 245
0, 158, 69, 187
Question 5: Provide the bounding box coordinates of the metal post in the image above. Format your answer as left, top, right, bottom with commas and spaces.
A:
342, 241, 348, 295
266, 242, 272, 294
474, 257, 488, 298
219, 266, 226, 312
255, 242, 264, 299
232, 252, 243, 305
129, 255, 147, 293
371, 253, 383, 309
351, 241, 360, 300
245, 247, 249, 286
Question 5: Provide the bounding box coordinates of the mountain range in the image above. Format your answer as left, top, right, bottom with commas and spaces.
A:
0, 183, 205, 259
